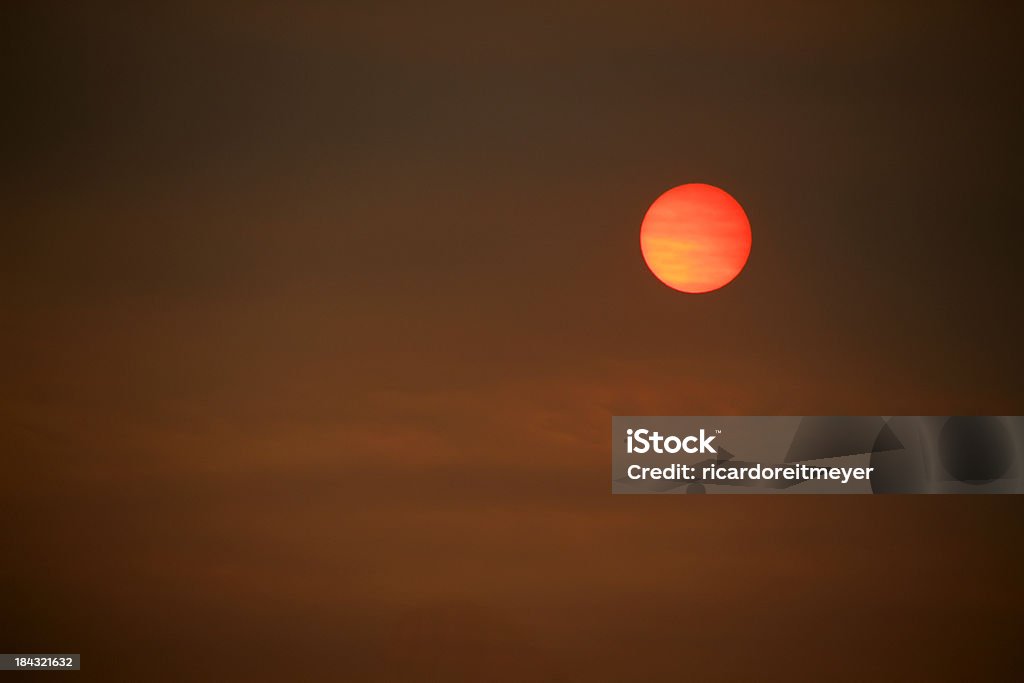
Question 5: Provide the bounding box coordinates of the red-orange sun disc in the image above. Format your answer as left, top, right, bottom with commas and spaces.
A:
640, 183, 752, 293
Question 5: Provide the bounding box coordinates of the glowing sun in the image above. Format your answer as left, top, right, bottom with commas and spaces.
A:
640, 183, 752, 293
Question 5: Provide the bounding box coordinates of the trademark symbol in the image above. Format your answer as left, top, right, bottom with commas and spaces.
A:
716, 430, 722, 434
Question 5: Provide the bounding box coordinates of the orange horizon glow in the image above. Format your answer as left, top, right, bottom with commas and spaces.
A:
640, 183, 752, 293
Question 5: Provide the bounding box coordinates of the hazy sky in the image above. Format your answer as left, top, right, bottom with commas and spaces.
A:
2, 2, 1023, 680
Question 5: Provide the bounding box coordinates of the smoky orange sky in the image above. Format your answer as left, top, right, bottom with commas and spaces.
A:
2, 2, 1024, 681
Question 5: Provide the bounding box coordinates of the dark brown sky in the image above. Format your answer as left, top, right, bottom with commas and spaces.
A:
2, 2, 1023, 680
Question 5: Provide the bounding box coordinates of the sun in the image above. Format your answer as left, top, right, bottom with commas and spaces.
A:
640, 183, 752, 293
